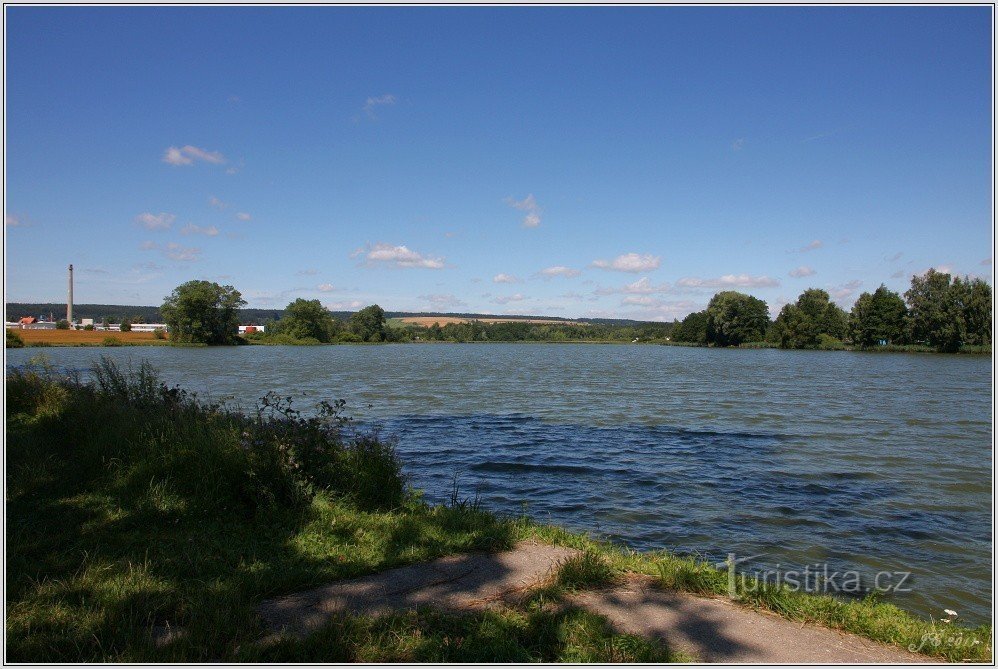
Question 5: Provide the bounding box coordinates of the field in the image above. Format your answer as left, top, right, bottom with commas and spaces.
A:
397, 316, 584, 327
7, 328, 166, 345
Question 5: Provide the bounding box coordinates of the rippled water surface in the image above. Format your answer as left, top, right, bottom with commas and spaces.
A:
7, 344, 992, 622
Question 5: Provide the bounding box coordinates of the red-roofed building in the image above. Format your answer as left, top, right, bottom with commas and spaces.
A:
18, 317, 37, 325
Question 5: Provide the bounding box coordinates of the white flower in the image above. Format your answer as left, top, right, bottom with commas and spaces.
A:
944, 609, 958, 617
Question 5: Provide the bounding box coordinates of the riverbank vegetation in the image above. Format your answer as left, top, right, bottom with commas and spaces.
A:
671, 269, 991, 353
6, 359, 991, 662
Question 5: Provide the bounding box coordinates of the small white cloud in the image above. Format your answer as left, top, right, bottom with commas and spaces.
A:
162, 145, 226, 166
181, 223, 220, 237
732, 138, 746, 151
594, 276, 671, 296
225, 167, 239, 175
419, 293, 466, 310
363, 94, 396, 117
676, 274, 780, 289
539, 266, 581, 278
208, 195, 227, 210
505, 194, 542, 228
829, 279, 863, 303
788, 266, 816, 278
355, 243, 445, 270
164, 242, 201, 262
796, 239, 824, 253
135, 212, 175, 230
6, 214, 22, 227
591, 253, 661, 273
317, 283, 336, 292
622, 295, 659, 306
493, 293, 527, 305
933, 264, 953, 274
325, 299, 365, 310
235, 212, 251, 221
493, 273, 520, 284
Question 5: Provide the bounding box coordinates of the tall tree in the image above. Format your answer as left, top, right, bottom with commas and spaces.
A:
904, 270, 967, 352
773, 288, 849, 349
848, 285, 908, 347
161, 280, 246, 345
671, 310, 708, 344
705, 291, 770, 347
349, 304, 388, 342
277, 298, 336, 342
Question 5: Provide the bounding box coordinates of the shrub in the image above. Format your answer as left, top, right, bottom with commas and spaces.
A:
153, 328, 167, 340
102, 336, 123, 347
119, 320, 132, 332
817, 334, 846, 350
55, 320, 70, 330
83, 324, 95, 331
6, 329, 24, 348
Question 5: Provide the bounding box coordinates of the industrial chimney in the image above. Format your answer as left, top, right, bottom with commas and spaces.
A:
67, 264, 74, 325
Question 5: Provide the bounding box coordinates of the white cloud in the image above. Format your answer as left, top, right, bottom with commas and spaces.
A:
5, 214, 22, 227
419, 293, 466, 310
829, 279, 863, 304
796, 239, 824, 253
539, 265, 581, 278
505, 194, 542, 228
591, 252, 661, 273
493, 273, 520, 284
181, 223, 220, 237
622, 295, 660, 306
493, 293, 527, 305
676, 274, 780, 289
363, 94, 396, 117
165, 242, 201, 262
355, 243, 445, 269
135, 212, 175, 230
933, 264, 953, 274
595, 276, 672, 295
208, 195, 227, 209
162, 145, 226, 166
235, 212, 251, 221
325, 299, 365, 310
141, 240, 200, 262
788, 266, 816, 278
317, 283, 336, 292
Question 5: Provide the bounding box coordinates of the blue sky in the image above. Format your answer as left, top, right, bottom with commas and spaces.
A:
5, 6, 993, 320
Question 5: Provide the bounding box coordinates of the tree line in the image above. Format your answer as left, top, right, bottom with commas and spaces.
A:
155, 272, 990, 352
671, 269, 991, 352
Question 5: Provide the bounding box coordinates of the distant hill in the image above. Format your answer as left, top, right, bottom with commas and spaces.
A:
6, 303, 654, 326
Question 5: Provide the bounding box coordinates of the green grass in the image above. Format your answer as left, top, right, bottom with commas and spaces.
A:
5, 358, 991, 662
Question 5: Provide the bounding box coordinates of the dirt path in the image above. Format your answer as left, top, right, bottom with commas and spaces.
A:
257, 542, 929, 663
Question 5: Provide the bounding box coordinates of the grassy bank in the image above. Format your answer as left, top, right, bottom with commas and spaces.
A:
6, 359, 991, 662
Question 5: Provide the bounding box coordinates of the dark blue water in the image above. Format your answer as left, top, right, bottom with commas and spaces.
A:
7, 344, 992, 622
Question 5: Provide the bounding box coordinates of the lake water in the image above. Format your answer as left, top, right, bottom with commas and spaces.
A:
6, 343, 992, 623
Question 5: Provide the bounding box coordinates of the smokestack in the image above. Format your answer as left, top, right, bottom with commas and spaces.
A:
67, 264, 73, 324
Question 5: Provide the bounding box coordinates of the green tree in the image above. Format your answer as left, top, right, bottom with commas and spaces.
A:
161, 280, 246, 345
349, 304, 387, 342
671, 310, 708, 344
55, 319, 69, 330
774, 289, 848, 349
705, 291, 770, 347
961, 277, 992, 346
904, 270, 966, 352
277, 298, 336, 343
120, 319, 132, 333
848, 285, 908, 347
